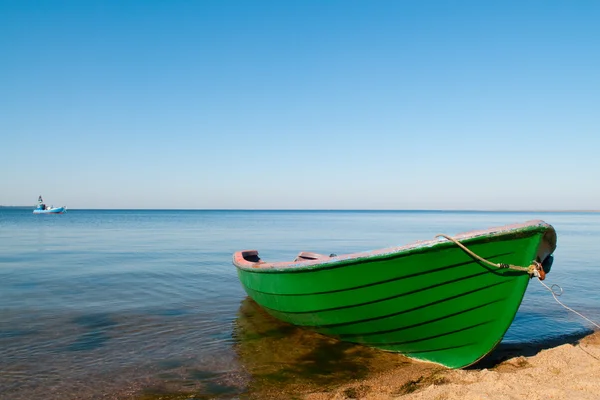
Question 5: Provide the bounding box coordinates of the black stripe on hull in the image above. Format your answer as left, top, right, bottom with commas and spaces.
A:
372, 320, 494, 347
335, 298, 505, 339
402, 343, 476, 355
254, 271, 514, 318
246, 252, 514, 297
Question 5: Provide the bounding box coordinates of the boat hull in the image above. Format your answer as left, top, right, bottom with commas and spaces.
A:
33, 207, 66, 214
233, 220, 557, 368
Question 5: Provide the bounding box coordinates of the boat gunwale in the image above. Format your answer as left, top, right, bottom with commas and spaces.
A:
233, 220, 555, 272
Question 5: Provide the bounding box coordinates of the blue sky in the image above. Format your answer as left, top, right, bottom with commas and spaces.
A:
1, 1, 599, 209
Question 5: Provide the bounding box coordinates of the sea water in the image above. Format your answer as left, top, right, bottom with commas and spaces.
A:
1, 210, 598, 398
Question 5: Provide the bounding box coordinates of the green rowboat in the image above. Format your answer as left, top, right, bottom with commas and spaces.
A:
233, 220, 557, 368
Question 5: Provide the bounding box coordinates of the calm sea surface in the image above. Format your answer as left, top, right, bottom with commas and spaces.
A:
1, 210, 599, 399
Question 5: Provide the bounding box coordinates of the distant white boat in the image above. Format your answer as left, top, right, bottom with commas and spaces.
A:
33, 196, 67, 214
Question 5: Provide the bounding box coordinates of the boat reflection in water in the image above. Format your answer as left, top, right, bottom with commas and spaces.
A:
232, 297, 417, 398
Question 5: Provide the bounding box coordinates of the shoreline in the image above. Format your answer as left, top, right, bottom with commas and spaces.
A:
300, 330, 600, 400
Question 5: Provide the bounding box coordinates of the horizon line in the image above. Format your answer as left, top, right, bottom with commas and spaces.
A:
1, 206, 599, 213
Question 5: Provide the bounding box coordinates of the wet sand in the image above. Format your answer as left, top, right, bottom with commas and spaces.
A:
302, 330, 600, 400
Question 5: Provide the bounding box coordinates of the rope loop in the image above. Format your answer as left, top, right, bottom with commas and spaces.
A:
550, 283, 563, 297
537, 279, 600, 330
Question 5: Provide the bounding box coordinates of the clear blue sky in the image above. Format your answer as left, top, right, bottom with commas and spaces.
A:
1, 1, 599, 209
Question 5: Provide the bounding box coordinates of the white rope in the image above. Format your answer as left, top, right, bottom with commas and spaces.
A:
536, 278, 600, 330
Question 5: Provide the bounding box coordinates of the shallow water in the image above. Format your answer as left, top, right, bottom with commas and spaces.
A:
0, 209, 598, 399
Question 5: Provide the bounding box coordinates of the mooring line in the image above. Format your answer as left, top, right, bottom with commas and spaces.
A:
536, 278, 600, 330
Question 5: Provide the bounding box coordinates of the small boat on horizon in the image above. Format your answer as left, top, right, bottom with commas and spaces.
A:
33, 195, 67, 214
233, 220, 557, 369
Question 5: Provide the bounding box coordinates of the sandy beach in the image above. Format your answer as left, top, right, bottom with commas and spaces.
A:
301, 330, 600, 400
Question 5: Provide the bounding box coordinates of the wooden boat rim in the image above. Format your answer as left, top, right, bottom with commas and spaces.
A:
233, 220, 556, 271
